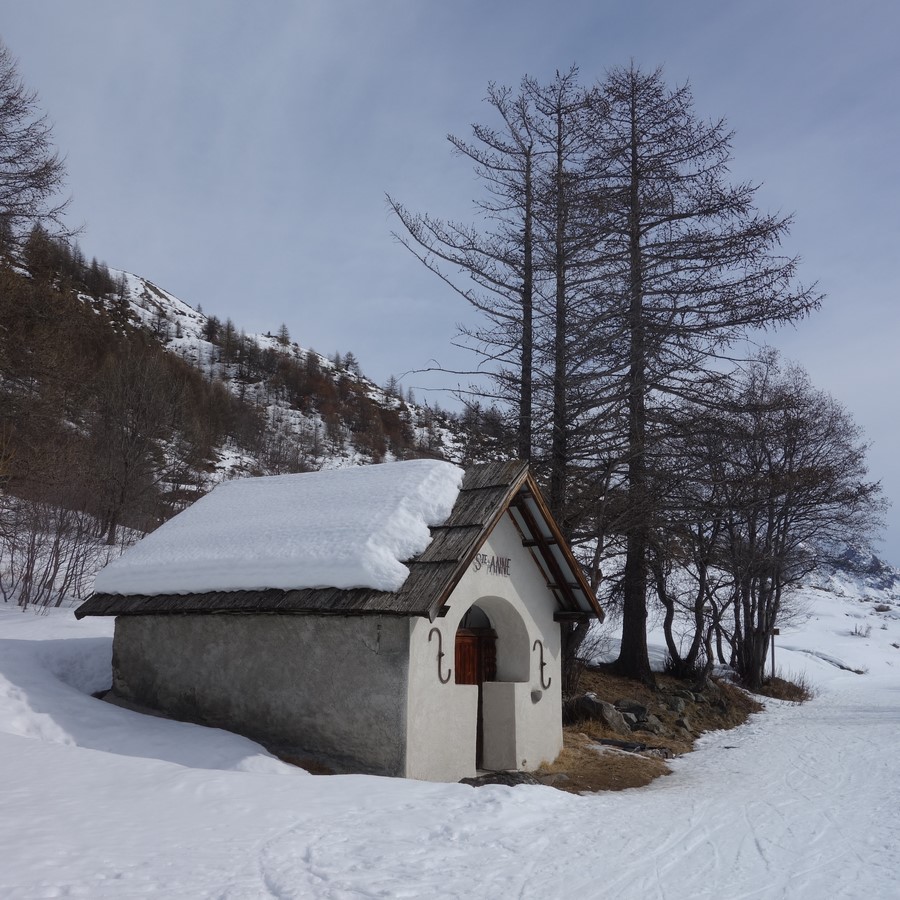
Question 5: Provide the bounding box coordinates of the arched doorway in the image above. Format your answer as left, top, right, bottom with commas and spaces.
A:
455, 598, 531, 769
455, 605, 496, 766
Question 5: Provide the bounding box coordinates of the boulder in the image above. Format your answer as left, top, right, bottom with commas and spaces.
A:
632, 714, 663, 735
572, 693, 631, 735
534, 772, 571, 787
572, 694, 597, 717
614, 699, 649, 721
461, 771, 542, 788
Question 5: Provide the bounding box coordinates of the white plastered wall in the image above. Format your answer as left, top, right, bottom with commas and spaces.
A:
404, 512, 564, 781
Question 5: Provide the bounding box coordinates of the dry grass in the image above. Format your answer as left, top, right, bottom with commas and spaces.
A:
537, 668, 762, 795
755, 672, 815, 703
539, 730, 670, 792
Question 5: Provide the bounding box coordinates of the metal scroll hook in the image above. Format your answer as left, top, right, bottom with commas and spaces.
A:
533, 638, 551, 690
429, 627, 452, 684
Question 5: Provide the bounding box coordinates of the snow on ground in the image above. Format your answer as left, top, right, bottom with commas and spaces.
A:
1, 580, 899, 898
94, 460, 464, 595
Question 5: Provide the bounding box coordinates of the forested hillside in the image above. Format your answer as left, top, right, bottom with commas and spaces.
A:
0, 233, 513, 606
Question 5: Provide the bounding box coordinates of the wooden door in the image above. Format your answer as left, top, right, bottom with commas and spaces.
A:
455, 628, 497, 767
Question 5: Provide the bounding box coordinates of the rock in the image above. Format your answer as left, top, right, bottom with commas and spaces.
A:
594, 738, 648, 752
572, 692, 605, 719
632, 714, 663, 735
632, 723, 663, 735
534, 772, 571, 787
674, 689, 696, 702
598, 704, 632, 736
460, 771, 542, 788
644, 747, 675, 760
572, 693, 631, 735
675, 716, 691, 731
675, 727, 693, 741
622, 712, 638, 726
667, 697, 686, 714
614, 699, 649, 721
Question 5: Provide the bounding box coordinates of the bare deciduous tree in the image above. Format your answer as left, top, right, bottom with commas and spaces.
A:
590, 66, 822, 682
650, 352, 884, 689
87, 348, 191, 544
710, 353, 883, 689
389, 66, 822, 686
0, 494, 115, 608
0, 39, 68, 244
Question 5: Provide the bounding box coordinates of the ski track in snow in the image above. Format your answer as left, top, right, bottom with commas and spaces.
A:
0, 589, 899, 899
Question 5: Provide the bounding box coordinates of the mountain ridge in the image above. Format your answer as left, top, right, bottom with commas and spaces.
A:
111, 267, 469, 479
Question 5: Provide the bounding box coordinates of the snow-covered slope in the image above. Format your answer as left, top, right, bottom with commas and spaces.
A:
0, 569, 898, 898
116, 270, 467, 478
811, 545, 900, 604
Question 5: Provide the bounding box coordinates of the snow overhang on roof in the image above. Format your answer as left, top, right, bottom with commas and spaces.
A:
76, 461, 604, 623
92, 459, 465, 596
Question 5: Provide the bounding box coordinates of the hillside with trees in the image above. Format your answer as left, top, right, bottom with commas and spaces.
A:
0, 236, 523, 607
0, 22, 513, 609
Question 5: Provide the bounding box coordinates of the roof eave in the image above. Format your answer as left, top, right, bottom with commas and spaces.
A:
516, 472, 605, 622
423, 460, 531, 621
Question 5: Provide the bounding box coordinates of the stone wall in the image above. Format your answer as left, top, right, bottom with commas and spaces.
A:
112, 613, 410, 775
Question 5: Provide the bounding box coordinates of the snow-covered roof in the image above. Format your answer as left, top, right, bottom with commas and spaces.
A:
93, 460, 465, 595
80, 461, 604, 622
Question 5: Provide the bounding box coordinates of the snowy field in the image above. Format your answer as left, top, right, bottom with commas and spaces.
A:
1, 584, 898, 899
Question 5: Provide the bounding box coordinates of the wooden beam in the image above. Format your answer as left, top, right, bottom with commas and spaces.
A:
554, 611, 590, 623
522, 538, 558, 548
522, 473, 605, 623
512, 496, 579, 611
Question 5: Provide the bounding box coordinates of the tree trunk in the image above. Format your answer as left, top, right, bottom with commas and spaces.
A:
614, 90, 653, 684
549, 106, 568, 533
519, 148, 533, 463
560, 619, 591, 699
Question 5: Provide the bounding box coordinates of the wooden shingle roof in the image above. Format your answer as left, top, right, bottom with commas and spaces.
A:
75, 460, 603, 622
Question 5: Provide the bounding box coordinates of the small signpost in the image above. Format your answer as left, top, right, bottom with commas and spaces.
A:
770, 627, 781, 679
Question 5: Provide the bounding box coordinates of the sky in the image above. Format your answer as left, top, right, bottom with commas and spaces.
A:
2, 1, 899, 559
